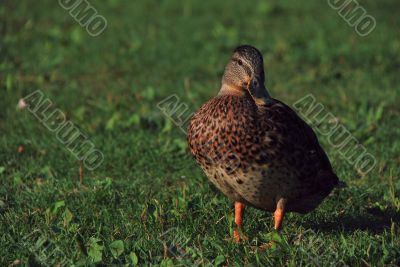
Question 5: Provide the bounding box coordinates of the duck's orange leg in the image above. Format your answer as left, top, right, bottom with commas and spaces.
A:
274, 198, 286, 231
253, 199, 288, 250
274, 208, 284, 230
233, 201, 245, 242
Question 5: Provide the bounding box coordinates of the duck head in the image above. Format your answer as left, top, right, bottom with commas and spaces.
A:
221, 45, 270, 105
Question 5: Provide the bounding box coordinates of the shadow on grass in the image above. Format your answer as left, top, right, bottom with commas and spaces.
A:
306, 207, 400, 233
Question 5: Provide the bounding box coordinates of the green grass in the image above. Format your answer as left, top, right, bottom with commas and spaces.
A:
1, 0, 400, 265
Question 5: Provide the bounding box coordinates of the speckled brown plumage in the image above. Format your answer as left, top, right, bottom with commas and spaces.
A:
187, 45, 339, 240
188, 94, 338, 213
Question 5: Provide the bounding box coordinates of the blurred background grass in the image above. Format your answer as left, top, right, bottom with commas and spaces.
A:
1, 0, 399, 265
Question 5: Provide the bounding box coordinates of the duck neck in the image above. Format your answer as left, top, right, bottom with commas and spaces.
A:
218, 83, 245, 96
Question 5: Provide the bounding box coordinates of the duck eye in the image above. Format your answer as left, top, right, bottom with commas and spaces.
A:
237, 59, 243, 66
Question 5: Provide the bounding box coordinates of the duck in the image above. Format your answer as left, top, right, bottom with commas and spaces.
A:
187, 45, 340, 242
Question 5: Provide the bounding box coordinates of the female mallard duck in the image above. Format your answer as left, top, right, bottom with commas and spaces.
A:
187, 45, 339, 242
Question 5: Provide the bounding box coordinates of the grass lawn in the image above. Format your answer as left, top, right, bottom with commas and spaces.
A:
1, 0, 399, 265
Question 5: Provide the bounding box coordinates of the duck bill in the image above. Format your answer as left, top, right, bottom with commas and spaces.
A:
248, 76, 270, 105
